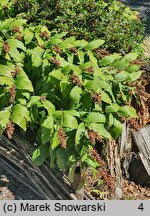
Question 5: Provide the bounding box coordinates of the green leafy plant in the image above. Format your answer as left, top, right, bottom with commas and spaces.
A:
0, 18, 142, 176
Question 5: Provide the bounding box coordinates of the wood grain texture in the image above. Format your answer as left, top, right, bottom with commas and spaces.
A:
132, 125, 150, 176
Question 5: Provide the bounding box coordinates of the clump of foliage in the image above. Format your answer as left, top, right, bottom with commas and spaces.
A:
0, 18, 143, 175
0, 0, 145, 53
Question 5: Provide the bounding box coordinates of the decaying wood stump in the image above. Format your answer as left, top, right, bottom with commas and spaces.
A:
131, 125, 150, 186
106, 123, 150, 198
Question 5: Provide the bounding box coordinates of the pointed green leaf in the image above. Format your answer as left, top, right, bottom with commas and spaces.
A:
23, 28, 34, 44
62, 114, 78, 129
118, 106, 137, 118
32, 144, 49, 166
88, 51, 98, 66
101, 91, 112, 104
85, 157, 99, 168
105, 104, 120, 113
51, 131, 60, 150
114, 71, 129, 82
27, 96, 41, 107
75, 122, 85, 145
7, 39, 26, 62
42, 100, 55, 115
0, 110, 10, 128
126, 64, 140, 73
123, 53, 138, 62
99, 54, 121, 66
128, 71, 142, 82
84, 113, 106, 123
41, 116, 54, 144
110, 118, 123, 138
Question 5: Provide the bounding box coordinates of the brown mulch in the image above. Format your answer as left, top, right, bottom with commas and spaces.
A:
123, 179, 150, 200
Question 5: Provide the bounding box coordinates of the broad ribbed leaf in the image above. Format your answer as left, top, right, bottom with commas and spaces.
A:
88, 51, 98, 66
60, 81, 72, 98
123, 53, 138, 62
126, 64, 140, 73
0, 110, 10, 128
85, 39, 105, 50
0, 64, 15, 77
11, 104, 30, 131
31, 46, 44, 67
69, 86, 82, 109
85, 79, 109, 92
23, 28, 34, 44
56, 148, 68, 170
0, 76, 14, 86
110, 118, 123, 138
62, 114, 78, 129
7, 39, 26, 62
128, 71, 142, 82
15, 70, 33, 92
99, 54, 121, 66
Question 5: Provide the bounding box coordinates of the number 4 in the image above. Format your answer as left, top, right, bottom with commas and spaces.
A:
138, 203, 144, 211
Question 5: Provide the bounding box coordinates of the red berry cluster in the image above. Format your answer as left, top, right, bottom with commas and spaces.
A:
13, 26, 23, 41
89, 149, 104, 166
52, 45, 62, 55
84, 66, 94, 74
92, 92, 101, 105
69, 47, 78, 54
40, 31, 49, 39
6, 121, 15, 139
3, 41, 10, 53
13, 26, 22, 34
88, 130, 102, 145
70, 74, 82, 87
51, 58, 61, 67
98, 168, 114, 190
40, 96, 47, 102
8, 85, 16, 103
11, 67, 20, 78
58, 128, 68, 149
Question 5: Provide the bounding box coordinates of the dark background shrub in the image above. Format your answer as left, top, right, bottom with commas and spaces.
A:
0, 0, 145, 53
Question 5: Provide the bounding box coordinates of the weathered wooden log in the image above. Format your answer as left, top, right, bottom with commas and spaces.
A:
106, 123, 132, 199
132, 124, 150, 176
0, 132, 76, 200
